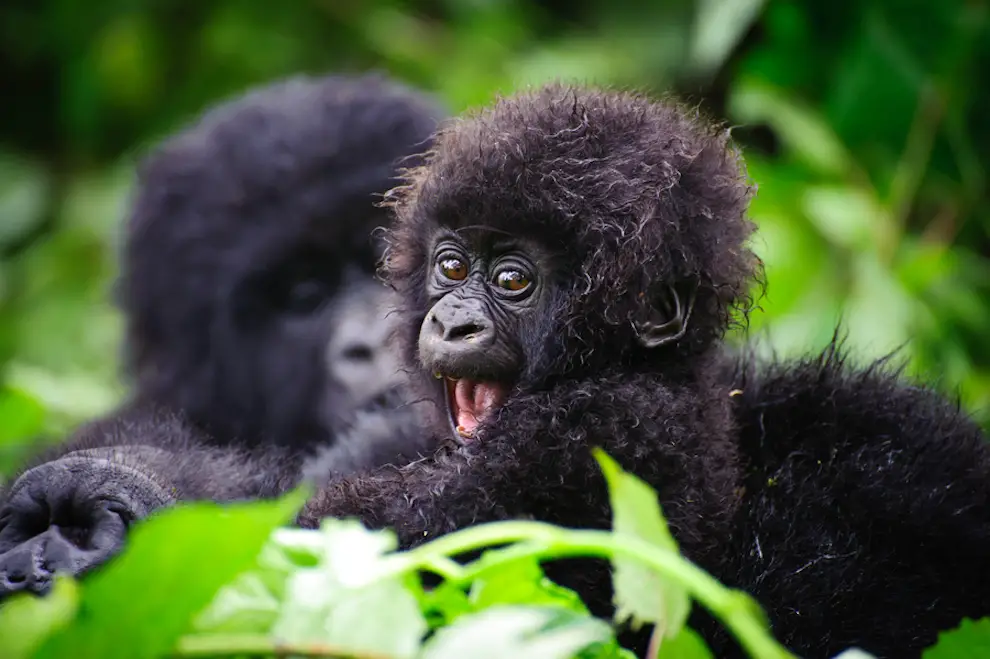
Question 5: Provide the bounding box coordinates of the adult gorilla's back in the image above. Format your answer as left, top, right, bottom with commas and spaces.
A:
119, 73, 445, 454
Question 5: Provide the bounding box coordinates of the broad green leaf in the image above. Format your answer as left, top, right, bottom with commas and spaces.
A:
421, 606, 612, 659
657, 626, 715, 659
922, 618, 990, 658
34, 489, 307, 659
270, 519, 427, 659
0, 577, 79, 659
594, 449, 690, 638
469, 554, 589, 615
193, 572, 282, 634
195, 526, 323, 634
416, 579, 474, 629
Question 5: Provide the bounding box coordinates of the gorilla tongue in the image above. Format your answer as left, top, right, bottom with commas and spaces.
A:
452, 378, 507, 439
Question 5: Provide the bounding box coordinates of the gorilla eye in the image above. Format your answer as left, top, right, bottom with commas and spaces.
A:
496, 269, 531, 292
286, 279, 329, 314
439, 257, 468, 281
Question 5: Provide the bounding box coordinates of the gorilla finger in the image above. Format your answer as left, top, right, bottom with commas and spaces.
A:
0, 521, 123, 598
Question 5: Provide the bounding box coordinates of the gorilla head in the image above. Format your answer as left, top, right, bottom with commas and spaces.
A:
118, 73, 446, 451
381, 84, 757, 440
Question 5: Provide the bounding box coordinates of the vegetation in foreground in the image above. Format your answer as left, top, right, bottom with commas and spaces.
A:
0, 450, 985, 659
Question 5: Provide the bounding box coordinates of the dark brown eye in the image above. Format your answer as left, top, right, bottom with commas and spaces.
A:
496, 269, 530, 292
440, 257, 468, 281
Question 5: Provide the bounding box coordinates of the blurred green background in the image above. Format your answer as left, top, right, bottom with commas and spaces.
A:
1, 0, 988, 475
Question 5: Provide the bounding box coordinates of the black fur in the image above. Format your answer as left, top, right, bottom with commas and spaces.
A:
1, 84, 988, 659
714, 341, 990, 657
118, 72, 444, 456
297, 84, 757, 641
17, 405, 294, 504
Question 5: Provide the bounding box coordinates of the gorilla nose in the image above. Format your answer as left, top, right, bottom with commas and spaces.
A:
427, 312, 493, 346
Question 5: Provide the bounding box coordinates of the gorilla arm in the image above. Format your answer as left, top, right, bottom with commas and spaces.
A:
0, 405, 297, 596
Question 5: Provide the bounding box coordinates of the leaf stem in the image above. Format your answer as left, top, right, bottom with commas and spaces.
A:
403, 520, 796, 659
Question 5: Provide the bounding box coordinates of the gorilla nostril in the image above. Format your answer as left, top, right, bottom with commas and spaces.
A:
446, 323, 487, 342
5, 572, 25, 584
429, 313, 445, 332
342, 344, 374, 361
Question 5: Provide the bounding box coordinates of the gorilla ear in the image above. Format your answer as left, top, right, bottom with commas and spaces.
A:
632, 283, 697, 349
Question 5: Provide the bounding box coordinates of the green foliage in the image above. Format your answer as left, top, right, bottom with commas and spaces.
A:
31, 490, 305, 659
656, 628, 714, 659
0, 578, 79, 658
0, 450, 981, 658
0, 454, 807, 657
595, 449, 690, 639
922, 619, 990, 659
0, 1, 987, 652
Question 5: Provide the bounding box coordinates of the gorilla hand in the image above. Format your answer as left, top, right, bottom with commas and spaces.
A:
0, 449, 175, 597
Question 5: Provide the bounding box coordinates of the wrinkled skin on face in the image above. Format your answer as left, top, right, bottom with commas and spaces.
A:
414, 226, 699, 441
417, 231, 547, 438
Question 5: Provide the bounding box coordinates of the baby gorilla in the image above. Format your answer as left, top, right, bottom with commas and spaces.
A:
2, 85, 988, 659
118, 72, 444, 457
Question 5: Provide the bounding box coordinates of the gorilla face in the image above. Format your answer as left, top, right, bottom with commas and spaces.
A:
416, 231, 552, 440
322, 271, 406, 426
220, 235, 407, 451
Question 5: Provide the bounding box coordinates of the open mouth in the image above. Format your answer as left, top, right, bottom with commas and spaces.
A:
441, 376, 509, 442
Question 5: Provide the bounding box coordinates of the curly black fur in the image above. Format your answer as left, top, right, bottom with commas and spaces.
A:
298, 85, 990, 658
711, 340, 990, 658
117, 72, 445, 457
297, 83, 756, 646
383, 85, 759, 382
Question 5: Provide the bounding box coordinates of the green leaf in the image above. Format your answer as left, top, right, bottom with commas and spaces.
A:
33, 489, 306, 659
416, 579, 474, 629
0, 387, 46, 445
690, 0, 767, 75
194, 527, 323, 634
192, 571, 282, 634
421, 606, 612, 659
801, 185, 888, 252
469, 554, 589, 615
270, 518, 427, 659
656, 626, 715, 659
594, 449, 690, 638
0, 577, 79, 659
728, 79, 854, 178
922, 618, 990, 658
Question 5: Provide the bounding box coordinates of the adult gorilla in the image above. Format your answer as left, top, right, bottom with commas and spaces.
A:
2, 85, 988, 659
118, 72, 444, 462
